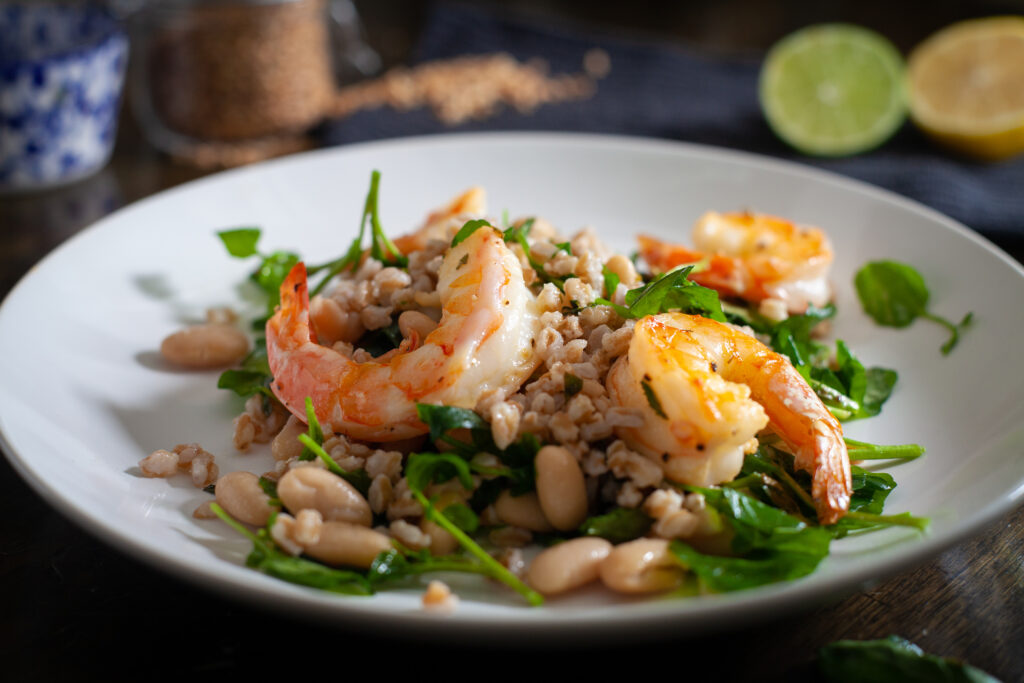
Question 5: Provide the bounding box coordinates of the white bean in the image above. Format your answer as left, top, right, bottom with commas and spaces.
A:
526, 537, 612, 595
215, 471, 273, 526
599, 538, 685, 594
160, 323, 249, 369
276, 467, 372, 527
494, 490, 554, 532
534, 445, 588, 531
303, 521, 392, 569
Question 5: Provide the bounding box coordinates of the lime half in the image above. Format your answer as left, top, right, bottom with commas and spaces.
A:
760, 24, 907, 156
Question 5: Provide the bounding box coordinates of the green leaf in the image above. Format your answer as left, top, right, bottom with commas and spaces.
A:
440, 503, 479, 533
451, 219, 495, 247
855, 260, 972, 355
253, 250, 301, 310
218, 228, 262, 258
670, 486, 833, 592
623, 267, 727, 322
217, 346, 273, 399
855, 261, 929, 328
602, 265, 620, 300
415, 404, 488, 443
405, 452, 475, 492
818, 635, 1001, 683
578, 508, 653, 543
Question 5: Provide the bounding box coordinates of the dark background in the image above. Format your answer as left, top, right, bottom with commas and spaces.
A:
2, 1, 1023, 679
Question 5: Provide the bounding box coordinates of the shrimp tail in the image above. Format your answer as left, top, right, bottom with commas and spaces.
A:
805, 426, 852, 525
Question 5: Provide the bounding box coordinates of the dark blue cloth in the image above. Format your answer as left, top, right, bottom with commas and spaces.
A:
322, 4, 1024, 240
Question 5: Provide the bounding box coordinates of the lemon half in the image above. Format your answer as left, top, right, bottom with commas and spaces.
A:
908, 16, 1024, 161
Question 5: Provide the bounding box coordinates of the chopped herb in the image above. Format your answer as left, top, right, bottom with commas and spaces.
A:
641, 380, 667, 418
595, 266, 727, 322
564, 373, 583, 398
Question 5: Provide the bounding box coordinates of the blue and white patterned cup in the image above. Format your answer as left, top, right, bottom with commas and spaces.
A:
0, 3, 128, 191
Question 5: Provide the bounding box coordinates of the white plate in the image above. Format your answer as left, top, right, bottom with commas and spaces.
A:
3, 133, 1023, 638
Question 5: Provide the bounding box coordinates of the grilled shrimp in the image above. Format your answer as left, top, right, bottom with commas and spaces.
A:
638, 211, 834, 314
607, 313, 851, 524
392, 187, 487, 255
266, 226, 542, 442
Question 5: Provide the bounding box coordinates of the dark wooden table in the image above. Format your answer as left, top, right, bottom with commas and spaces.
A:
2, 3, 1023, 679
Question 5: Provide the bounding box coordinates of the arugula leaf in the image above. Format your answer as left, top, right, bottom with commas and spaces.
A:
623, 267, 728, 321
670, 486, 833, 592
818, 635, 1001, 683
578, 508, 653, 543
854, 260, 973, 355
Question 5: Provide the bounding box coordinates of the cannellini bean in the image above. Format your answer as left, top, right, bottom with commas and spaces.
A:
271, 416, 307, 462
215, 471, 273, 526
160, 323, 249, 369
527, 537, 612, 595
534, 445, 588, 531
398, 310, 438, 341
599, 538, 686, 594
303, 521, 392, 569
604, 254, 641, 288
494, 490, 554, 532
276, 466, 372, 526
309, 295, 365, 345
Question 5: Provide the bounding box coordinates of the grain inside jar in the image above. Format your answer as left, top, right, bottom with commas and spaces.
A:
141, 0, 336, 143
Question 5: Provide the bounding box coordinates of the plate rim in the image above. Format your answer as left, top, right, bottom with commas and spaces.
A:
3, 130, 1023, 636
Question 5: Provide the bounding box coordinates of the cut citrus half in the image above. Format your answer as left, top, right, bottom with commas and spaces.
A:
760, 24, 907, 156
907, 16, 1024, 161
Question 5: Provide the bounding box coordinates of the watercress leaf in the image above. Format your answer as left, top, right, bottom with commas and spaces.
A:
217, 369, 272, 398
854, 261, 929, 328
578, 508, 653, 543
405, 452, 475, 493
440, 503, 479, 533
415, 404, 488, 442
451, 219, 495, 247
218, 228, 262, 258
835, 340, 867, 406
848, 466, 896, 515
860, 367, 898, 417
254, 250, 301, 308
818, 635, 1000, 683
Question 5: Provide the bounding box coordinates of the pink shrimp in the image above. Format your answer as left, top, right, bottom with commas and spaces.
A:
266, 226, 542, 441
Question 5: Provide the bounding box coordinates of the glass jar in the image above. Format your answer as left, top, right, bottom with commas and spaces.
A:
128, 0, 376, 158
